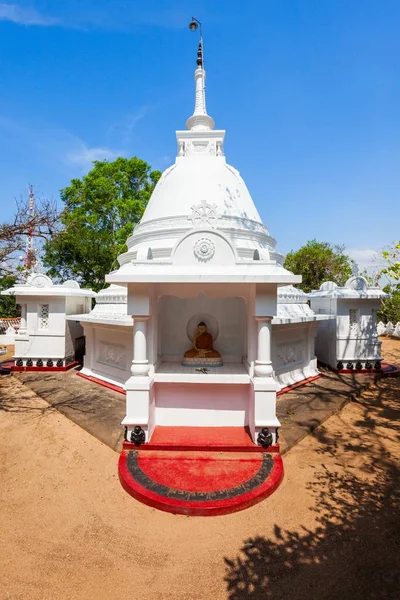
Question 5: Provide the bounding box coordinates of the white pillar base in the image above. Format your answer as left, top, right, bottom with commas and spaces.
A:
130, 317, 150, 377
254, 317, 274, 377
122, 376, 154, 442
250, 377, 280, 444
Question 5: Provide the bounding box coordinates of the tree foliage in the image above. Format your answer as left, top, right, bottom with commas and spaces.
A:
378, 287, 400, 324
381, 241, 400, 282
43, 157, 161, 292
0, 196, 59, 278
283, 239, 354, 293
377, 241, 400, 323
0, 276, 19, 318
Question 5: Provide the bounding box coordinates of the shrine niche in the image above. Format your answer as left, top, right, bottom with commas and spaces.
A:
158, 294, 245, 364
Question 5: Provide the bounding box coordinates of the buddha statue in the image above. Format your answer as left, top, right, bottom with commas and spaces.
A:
182, 321, 223, 367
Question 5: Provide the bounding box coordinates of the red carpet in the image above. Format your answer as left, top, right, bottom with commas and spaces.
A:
149, 425, 254, 447
119, 448, 283, 516
125, 426, 280, 453
138, 451, 262, 492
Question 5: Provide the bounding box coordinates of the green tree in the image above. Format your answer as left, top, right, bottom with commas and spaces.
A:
381, 241, 400, 282
378, 286, 400, 323
0, 276, 20, 318
43, 157, 161, 292
377, 241, 400, 323
283, 239, 354, 293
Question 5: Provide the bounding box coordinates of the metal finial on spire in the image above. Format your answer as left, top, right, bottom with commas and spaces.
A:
196, 41, 203, 67
186, 17, 215, 131
189, 17, 204, 67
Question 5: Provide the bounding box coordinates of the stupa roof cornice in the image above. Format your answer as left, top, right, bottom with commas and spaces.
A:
106, 263, 301, 285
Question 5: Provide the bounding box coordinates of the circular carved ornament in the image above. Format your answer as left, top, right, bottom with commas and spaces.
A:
193, 237, 215, 262
347, 276, 368, 291
62, 280, 80, 289
30, 275, 49, 288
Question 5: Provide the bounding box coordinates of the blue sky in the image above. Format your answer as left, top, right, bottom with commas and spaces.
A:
0, 0, 399, 270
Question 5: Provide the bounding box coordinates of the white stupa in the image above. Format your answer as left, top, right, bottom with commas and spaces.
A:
105, 39, 301, 445
108, 42, 292, 285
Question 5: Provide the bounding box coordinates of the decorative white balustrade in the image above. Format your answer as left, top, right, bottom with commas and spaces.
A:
0, 318, 20, 334
377, 321, 400, 338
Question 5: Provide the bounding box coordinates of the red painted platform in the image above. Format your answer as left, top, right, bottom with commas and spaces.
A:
76, 371, 126, 394
119, 448, 283, 516
123, 426, 280, 453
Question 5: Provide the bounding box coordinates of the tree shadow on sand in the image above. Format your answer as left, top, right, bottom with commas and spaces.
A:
0, 375, 97, 415
224, 378, 400, 600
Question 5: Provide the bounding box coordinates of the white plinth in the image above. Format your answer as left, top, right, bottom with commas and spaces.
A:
154, 361, 250, 384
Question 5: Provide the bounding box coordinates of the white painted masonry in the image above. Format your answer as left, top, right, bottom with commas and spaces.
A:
309, 277, 389, 369
2, 273, 94, 367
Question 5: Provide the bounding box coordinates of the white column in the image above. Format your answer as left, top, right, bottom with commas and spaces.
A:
254, 317, 273, 377
83, 326, 94, 372
124, 315, 152, 443
131, 316, 150, 377
19, 304, 27, 334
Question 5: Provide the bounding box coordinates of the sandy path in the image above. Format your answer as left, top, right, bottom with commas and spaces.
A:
0, 343, 399, 599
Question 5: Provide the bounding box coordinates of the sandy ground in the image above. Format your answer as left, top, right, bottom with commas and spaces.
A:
0, 344, 14, 363
0, 339, 399, 600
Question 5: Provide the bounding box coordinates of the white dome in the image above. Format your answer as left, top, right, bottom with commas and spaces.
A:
114, 62, 285, 268
96, 284, 127, 304
80, 285, 130, 324
123, 153, 280, 264
141, 157, 262, 225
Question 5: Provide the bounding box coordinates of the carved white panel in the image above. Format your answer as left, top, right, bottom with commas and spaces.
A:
189, 199, 219, 229
276, 343, 303, 366
349, 308, 359, 336
38, 304, 49, 329
98, 341, 127, 370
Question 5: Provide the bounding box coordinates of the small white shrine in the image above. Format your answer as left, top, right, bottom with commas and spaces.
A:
309, 277, 389, 370
2, 273, 95, 369
68, 284, 132, 386
102, 44, 326, 445
272, 285, 331, 389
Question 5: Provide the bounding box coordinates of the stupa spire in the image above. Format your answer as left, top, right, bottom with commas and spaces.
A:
186, 18, 215, 132
24, 184, 37, 274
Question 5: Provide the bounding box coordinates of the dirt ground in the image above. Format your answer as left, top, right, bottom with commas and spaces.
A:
0, 344, 14, 363
0, 339, 399, 600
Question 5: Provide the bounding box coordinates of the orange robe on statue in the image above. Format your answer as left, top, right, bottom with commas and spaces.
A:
184, 332, 221, 359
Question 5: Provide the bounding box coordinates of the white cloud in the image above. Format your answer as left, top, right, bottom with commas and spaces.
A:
107, 107, 149, 144
0, 114, 126, 172
347, 248, 384, 274
0, 3, 58, 26
66, 143, 124, 169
